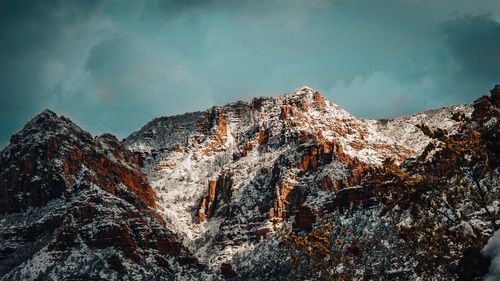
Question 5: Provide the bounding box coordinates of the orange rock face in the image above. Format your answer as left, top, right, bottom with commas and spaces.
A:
298, 140, 355, 173
197, 171, 233, 222
218, 112, 228, 135
175, 144, 184, 153
264, 130, 370, 232
258, 129, 270, 145
312, 91, 325, 104
90, 136, 157, 209
320, 175, 339, 191
299, 98, 309, 111
270, 179, 296, 222
298, 146, 319, 172
0, 109, 199, 278
196, 108, 231, 155
280, 104, 293, 120
0, 119, 157, 214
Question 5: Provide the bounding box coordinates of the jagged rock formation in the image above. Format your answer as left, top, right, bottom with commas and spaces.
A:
1, 86, 497, 280
1, 110, 156, 214
123, 86, 475, 274
197, 171, 233, 222
0, 111, 211, 280
230, 87, 499, 281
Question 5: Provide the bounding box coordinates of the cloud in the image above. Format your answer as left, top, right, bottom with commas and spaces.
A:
323, 12, 500, 118
0, 0, 499, 147
0, 0, 109, 146
441, 15, 500, 83
483, 230, 500, 281
80, 33, 216, 136
327, 72, 437, 119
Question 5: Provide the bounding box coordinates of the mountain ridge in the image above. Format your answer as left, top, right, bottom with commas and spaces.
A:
0, 85, 498, 280
121, 87, 474, 271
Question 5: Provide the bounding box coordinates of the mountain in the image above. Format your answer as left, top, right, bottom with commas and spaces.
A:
0, 110, 209, 280
1, 86, 499, 280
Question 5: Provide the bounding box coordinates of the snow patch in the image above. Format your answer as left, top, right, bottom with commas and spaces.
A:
483, 230, 500, 281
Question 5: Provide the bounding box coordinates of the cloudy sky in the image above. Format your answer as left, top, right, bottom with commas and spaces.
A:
1, 0, 499, 146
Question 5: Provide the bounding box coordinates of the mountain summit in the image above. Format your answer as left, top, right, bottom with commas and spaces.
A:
122, 87, 475, 270
0, 110, 203, 280
1, 86, 498, 280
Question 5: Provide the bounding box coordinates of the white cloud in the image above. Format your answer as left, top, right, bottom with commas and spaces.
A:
326, 71, 437, 119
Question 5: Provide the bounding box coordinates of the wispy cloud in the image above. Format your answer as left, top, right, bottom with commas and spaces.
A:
0, 0, 499, 145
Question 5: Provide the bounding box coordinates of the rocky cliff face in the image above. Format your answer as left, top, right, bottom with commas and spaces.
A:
0, 110, 156, 214
123, 86, 475, 275
1, 86, 496, 280
0, 111, 210, 280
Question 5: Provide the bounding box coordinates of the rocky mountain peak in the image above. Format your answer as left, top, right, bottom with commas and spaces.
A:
24, 109, 74, 132
119, 87, 477, 274
2, 86, 496, 280
282, 86, 326, 102
9, 109, 91, 147
0, 111, 204, 280
282, 86, 315, 99
35, 108, 57, 118
1, 109, 157, 215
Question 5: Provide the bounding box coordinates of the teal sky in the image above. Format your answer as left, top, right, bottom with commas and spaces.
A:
1, 0, 499, 146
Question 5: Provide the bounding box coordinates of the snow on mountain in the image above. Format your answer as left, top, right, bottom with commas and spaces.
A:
123, 86, 472, 272
376, 104, 473, 156
483, 230, 500, 281
1, 85, 495, 280
0, 110, 213, 280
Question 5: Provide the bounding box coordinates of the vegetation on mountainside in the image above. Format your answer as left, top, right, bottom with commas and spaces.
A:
368, 119, 498, 280
284, 99, 499, 280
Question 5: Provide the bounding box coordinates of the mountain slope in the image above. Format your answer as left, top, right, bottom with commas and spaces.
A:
1, 86, 497, 280
123, 86, 480, 277
0, 110, 211, 280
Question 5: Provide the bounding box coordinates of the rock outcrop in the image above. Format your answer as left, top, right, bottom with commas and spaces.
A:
472, 85, 500, 122
0, 111, 209, 280
1, 85, 484, 280
197, 170, 234, 222
122, 86, 476, 273
490, 84, 500, 107
0, 110, 156, 214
